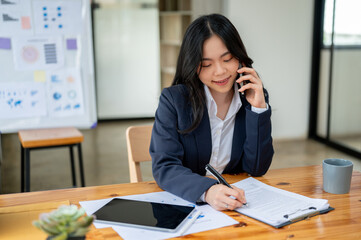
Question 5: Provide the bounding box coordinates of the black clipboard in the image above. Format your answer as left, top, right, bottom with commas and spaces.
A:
274, 206, 334, 228
240, 206, 335, 228
232, 177, 335, 229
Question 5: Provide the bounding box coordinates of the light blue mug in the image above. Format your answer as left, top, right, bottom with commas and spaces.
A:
323, 158, 353, 194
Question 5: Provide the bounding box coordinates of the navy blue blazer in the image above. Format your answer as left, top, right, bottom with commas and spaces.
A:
150, 84, 274, 203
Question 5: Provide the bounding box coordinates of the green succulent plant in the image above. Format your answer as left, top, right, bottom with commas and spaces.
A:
33, 205, 94, 240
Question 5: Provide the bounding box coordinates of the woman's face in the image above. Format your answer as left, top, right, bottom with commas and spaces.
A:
198, 35, 239, 97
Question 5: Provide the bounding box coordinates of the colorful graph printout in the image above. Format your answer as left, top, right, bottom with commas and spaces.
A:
47, 68, 84, 117
0, 0, 33, 36
12, 36, 64, 70
32, 0, 82, 35
0, 82, 47, 119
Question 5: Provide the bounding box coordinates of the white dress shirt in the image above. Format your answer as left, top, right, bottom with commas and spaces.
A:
200, 83, 268, 202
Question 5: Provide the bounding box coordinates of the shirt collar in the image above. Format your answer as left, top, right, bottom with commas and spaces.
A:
204, 83, 242, 120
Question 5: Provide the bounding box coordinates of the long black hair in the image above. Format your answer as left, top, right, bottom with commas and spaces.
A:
172, 14, 253, 134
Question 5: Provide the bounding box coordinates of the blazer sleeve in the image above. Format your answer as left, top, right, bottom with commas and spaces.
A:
242, 89, 274, 176
150, 87, 217, 203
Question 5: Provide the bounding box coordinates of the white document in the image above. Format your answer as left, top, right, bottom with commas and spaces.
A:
232, 178, 330, 227
12, 36, 64, 71
32, 0, 83, 35
0, 0, 33, 36
80, 191, 238, 240
0, 81, 47, 120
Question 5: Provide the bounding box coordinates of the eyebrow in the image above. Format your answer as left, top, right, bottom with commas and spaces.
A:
201, 51, 231, 61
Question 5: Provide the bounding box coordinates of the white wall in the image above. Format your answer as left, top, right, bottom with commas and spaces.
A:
192, 0, 223, 19
224, 0, 314, 139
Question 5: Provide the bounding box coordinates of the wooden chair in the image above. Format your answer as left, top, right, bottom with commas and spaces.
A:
126, 125, 153, 183
18, 127, 85, 192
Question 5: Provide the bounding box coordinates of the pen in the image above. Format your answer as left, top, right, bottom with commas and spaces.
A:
205, 164, 248, 207
178, 210, 202, 236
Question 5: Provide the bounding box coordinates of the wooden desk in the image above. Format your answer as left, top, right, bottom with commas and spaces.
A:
1, 165, 361, 239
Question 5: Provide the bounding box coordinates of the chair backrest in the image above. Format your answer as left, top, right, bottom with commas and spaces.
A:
126, 125, 153, 183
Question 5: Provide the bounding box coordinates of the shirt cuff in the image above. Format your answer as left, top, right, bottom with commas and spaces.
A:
251, 103, 269, 114
199, 192, 206, 202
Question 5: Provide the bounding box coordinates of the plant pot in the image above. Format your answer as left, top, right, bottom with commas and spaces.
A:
46, 237, 85, 240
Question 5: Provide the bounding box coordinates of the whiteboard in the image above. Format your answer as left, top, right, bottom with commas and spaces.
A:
0, 0, 96, 133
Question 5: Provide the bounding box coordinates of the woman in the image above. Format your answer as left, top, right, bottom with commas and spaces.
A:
150, 14, 274, 211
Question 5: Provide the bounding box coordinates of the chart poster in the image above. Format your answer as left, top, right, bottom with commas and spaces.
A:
0, 81, 47, 119
47, 68, 84, 117
32, 0, 82, 35
12, 36, 64, 71
0, 0, 33, 36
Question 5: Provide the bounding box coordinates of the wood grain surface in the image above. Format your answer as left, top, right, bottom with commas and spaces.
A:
1, 165, 360, 239
18, 127, 83, 148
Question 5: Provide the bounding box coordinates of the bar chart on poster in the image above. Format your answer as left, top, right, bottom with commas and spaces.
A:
0, 0, 96, 133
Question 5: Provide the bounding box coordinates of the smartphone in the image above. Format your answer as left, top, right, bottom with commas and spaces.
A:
237, 63, 252, 96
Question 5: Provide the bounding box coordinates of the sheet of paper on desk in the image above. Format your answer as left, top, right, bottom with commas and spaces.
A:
79, 191, 238, 240
232, 178, 330, 227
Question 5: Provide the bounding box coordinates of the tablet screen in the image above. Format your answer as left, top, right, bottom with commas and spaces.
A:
93, 198, 195, 232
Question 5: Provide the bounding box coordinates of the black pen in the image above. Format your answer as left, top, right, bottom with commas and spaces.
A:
205, 164, 248, 206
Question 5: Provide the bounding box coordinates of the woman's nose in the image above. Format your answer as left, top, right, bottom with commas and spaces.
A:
214, 62, 226, 76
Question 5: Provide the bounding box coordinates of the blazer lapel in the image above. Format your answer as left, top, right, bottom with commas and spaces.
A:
193, 107, 212, 175
224, 101, 246, 173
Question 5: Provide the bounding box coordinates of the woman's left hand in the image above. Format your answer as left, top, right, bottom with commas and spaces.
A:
236, 66, 267, 108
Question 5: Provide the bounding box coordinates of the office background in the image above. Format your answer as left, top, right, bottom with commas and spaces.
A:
226, 0, 314, 139
0, 0, 360, 193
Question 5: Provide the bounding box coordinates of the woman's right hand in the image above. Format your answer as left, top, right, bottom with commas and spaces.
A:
205, 184, 247, 211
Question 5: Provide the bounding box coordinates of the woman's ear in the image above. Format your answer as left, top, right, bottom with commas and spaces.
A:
197, 64, 202, 75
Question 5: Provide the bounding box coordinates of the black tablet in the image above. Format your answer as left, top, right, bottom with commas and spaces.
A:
93, 198, 196, 232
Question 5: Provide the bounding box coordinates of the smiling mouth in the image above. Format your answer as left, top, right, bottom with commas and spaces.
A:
213, 76, 231, 85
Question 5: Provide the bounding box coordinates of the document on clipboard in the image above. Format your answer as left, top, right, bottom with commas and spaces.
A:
233, 178, 334, 228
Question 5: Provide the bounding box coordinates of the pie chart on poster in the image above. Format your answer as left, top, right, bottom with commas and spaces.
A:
22, 46, 39, 63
